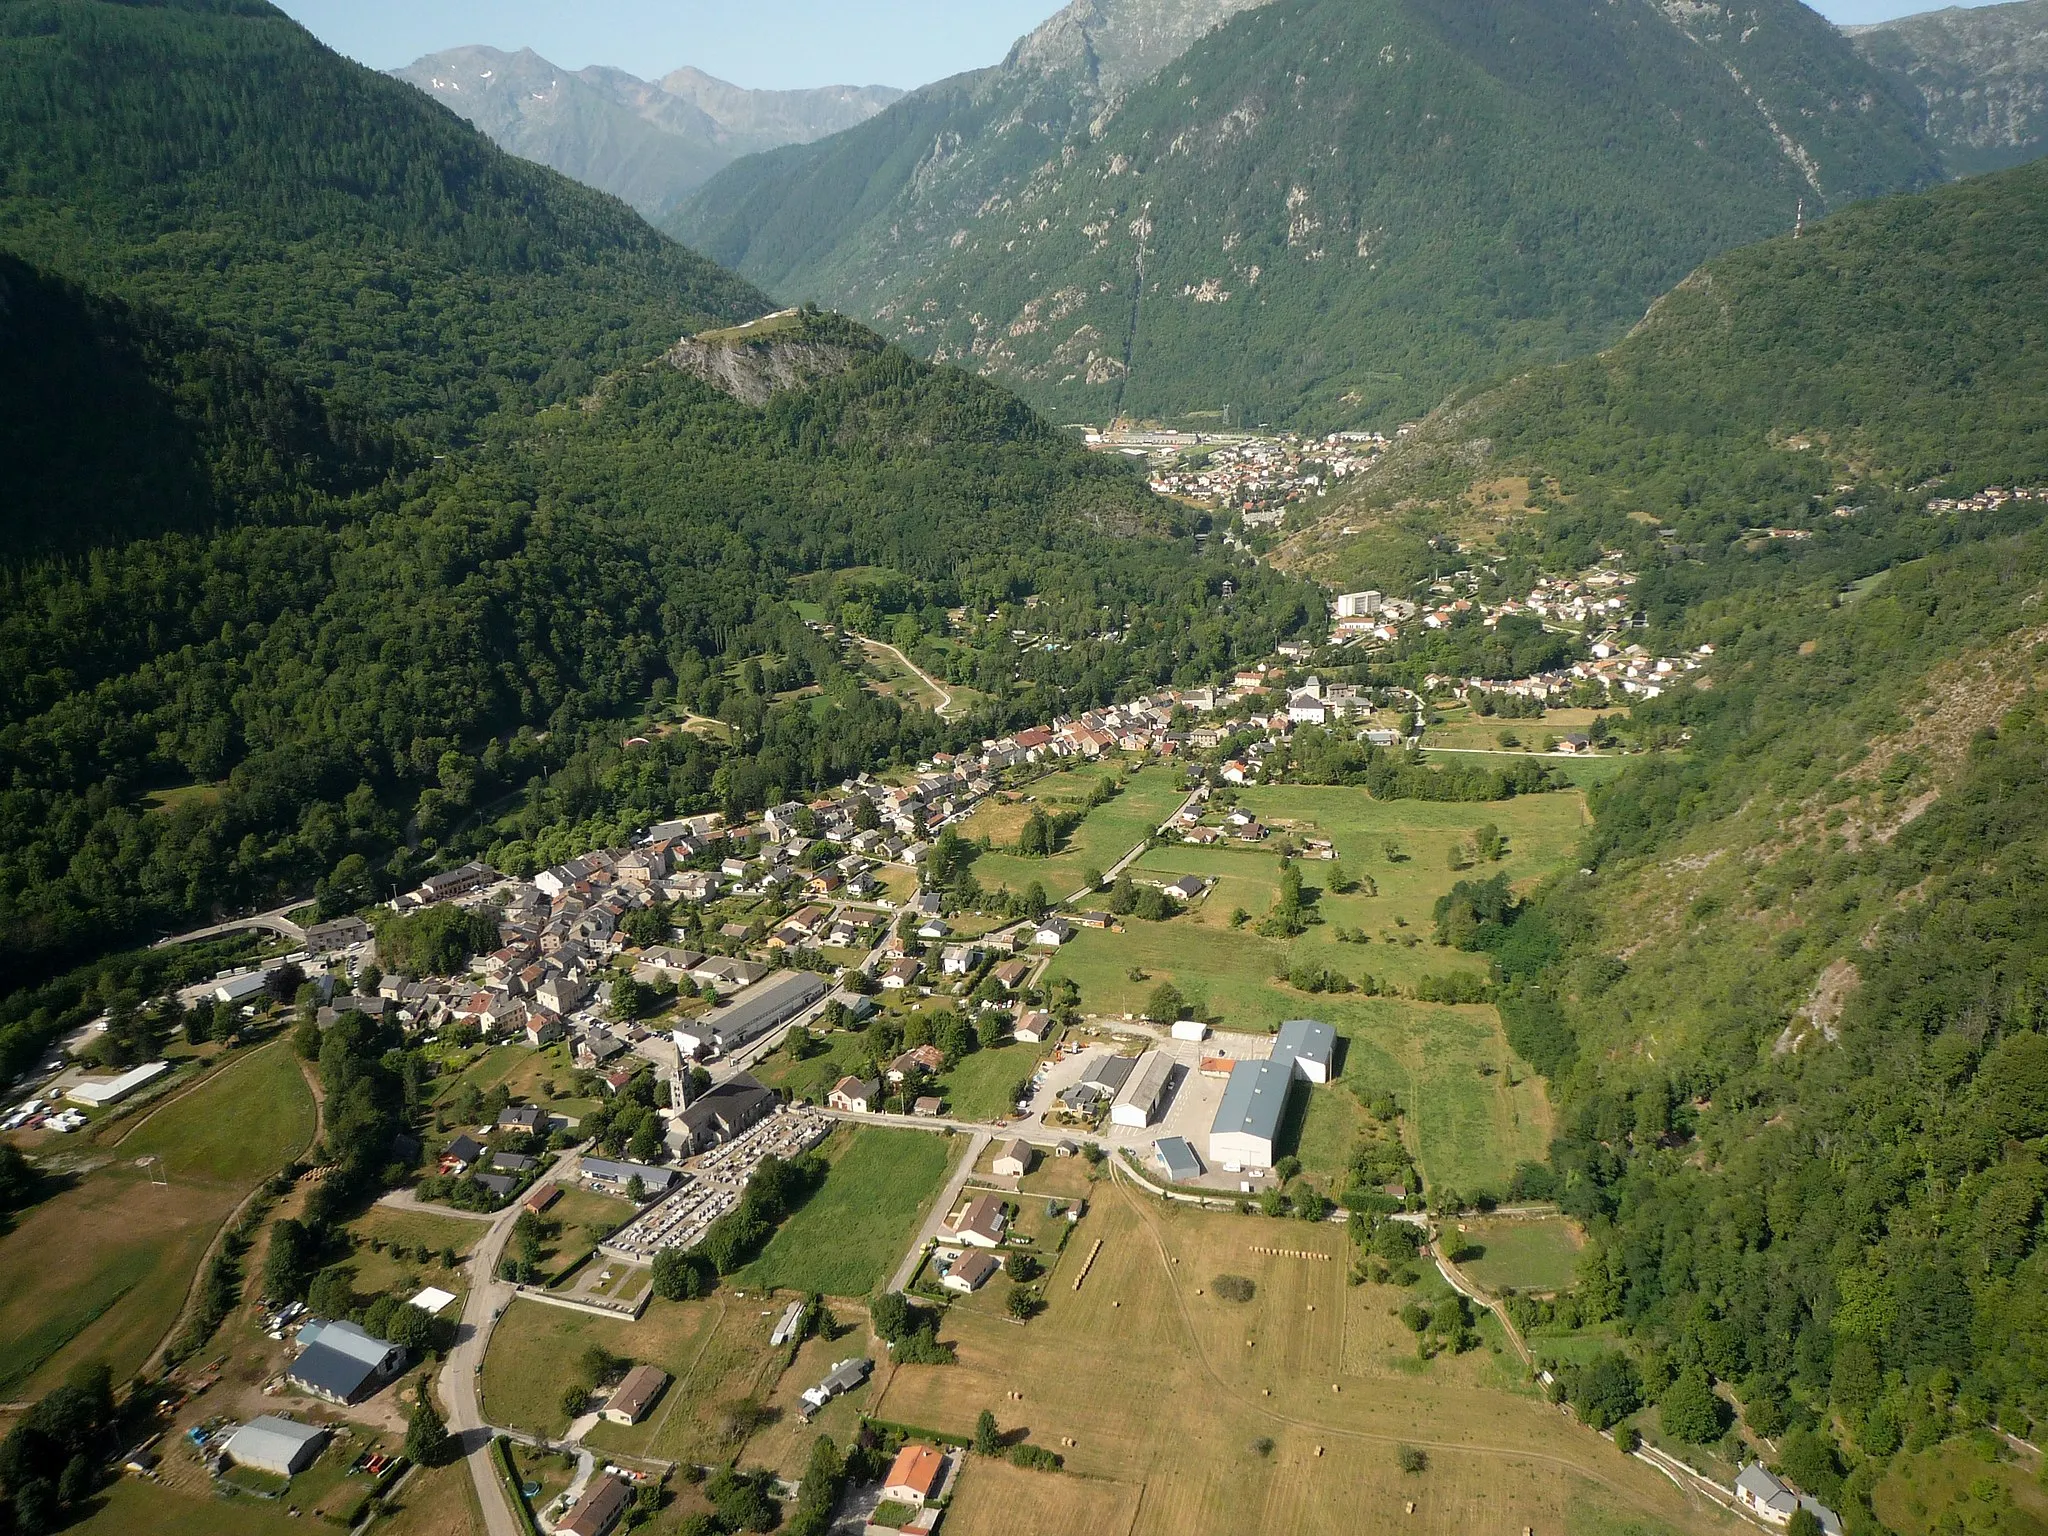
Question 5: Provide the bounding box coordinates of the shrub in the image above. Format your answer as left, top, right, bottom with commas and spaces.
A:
1212, 1274, 1257, 1303
1398, 1446, 1428, 1474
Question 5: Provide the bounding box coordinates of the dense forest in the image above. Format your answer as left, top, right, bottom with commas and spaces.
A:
678, 0, 1941, 428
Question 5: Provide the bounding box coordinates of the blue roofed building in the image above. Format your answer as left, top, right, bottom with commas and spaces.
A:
287, 1320, 406, 1404
1152, 1135, 1204, 1184
1271, 1018, 1336, 1083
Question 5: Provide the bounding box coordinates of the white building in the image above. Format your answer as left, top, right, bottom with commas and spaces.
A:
1334, 590, 1383, 618
65, 1060, 170, 1108
1110, 1051, 1175, 1128
223, 1416, 328, 1477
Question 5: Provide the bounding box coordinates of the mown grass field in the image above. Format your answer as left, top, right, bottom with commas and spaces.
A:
875, 1182, 1737, 1536
1421, 705, 1611, 752
1043, 784, 1575, 1196
480, 1293, 718, 1440
967, 763, 1187, 899
0, 1041, 315, 1397
1453, 1216, 1585, 1295
735, 1124, 958, 1296
938, 1039, 1048, 1122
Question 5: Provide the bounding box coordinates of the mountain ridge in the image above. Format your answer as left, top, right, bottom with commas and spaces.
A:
1848, 0, 2048, 173
390, 46, 903, 220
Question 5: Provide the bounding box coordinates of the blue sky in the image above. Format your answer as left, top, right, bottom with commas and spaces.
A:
274, 0, 2009, 90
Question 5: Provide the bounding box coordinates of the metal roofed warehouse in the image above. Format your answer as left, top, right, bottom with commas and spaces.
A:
223, 1415, 328, 1477
672, 969, 826, 1057
1207, 1057, 1294, 1171
1272, 1018, 1336, 1082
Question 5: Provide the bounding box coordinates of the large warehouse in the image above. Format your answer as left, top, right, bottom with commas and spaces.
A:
1206, 1018, 1338, 1172
670, 969, 826, 1058
1109, 1051, 1175, 1128
223, 1415, 328, 1477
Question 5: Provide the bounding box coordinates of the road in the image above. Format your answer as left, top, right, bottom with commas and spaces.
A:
440, 1149, 586, 1536
888, 1128, 990, 1292
856, 635, 956, 718
1062, 784, 1206, 904
151, 901, 308, 950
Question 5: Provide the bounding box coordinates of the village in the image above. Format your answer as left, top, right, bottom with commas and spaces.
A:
1083, 423, 1390, 526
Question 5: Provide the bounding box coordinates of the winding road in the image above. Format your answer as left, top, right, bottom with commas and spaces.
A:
855, 635, 956, 718
150, 901, 307, 950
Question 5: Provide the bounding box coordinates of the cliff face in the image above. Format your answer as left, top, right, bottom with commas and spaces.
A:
663, 311, 867, 404
1849, 0, 2048, 175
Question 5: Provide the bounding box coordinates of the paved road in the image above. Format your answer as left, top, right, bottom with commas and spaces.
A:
888, 1129, 990, 1293
1060, 785, 1205, 905
151, 902, 307, 950
440, 1150, 586, 1536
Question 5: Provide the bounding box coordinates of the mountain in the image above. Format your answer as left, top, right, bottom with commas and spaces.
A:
0, 0, 769, 440
1848, 0, 2048, 174
390, 47, 903, 221
1283, 158, 2048, 1519
674, 0, 1945, 431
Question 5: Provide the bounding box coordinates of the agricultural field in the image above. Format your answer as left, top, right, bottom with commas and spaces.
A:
0, 1040, 315, 1398
1420, 705, 1612, 753
874, 1181, 1739, 1536
742, 1301, 879, 1479
734, 1124, 959, 1296
967, 763, 1189, 900
1451, 1217, 1585, 1296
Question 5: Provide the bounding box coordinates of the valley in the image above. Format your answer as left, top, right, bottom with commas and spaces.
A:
3, 1, 2048, 1535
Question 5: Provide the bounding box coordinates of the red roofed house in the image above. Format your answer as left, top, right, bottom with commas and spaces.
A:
882, 1443, 949, 1507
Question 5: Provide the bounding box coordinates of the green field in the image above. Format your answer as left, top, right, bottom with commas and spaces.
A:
937, 1039, 1048, 1122
0, 1041, 316, 1397
735, 1124, 959, 1296
1453, 1216, 1585, 1294
967, 763, 1188, 900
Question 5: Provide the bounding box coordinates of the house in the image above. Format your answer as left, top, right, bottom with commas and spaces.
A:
1033, 917, 1073, 946
603, 1365, 669, 1426
939, 943, 985, 976
1054, 1138, 1081, 1158
1170, 1018, 1209, 1042
912, 1096, 944, 1118
1735, 1464, 1843, 1536
440, 1134, 485, 1174
1110, 1051, 1175, 1128
1288, 692, 1328, 725
670, 970, 826, 1058
879, 957, 922, 991
1272, 1017, 1337, 1083
916, 917, 950, 943
288, 1320, 406, 1404
990, 959, 1031, 989
828, 1076, 881, 1114
941, 1250, 999, 1295
946, 1191, 1007, 1248
490, 1151, 535, 1173
671, 1074, 778, 1153
535, 976, 590, 1016
1153, 1135, 1203, 1184
887, 1044, 947, 1083
1162, 875, 1206, 903
223, 1416, 328, 1477
1014, 1010, 1052, 1044
1072, 910, 1114, 928
882, 1444, 949, 1508
1182, 825, 1221, 845
303, 916, 371, 955
1198, 1056, 1235, 1079
575, 1029, 627, 1069
557, 1472, 634, 1536
417, 861, 497, 904
800, 1356, 872, 1415
991, 1138, 1033, 1178
498, 1104, 545, 1134
1560, 733, 1593, 754
473, 1172, 516, 1200
524, 1014, 565, 1048
1079, 1054, 1137, 1098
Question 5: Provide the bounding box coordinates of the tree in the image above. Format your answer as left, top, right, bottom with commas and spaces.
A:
405, 1385, 455, 1467
652, 1248, 713, 1301
1144, 981, 1186, 1022
1658, 1367, 1725, 1444
1397, 1446, 1427, 1474
974, 1409, 1001, 1457
1006, 1286, 1042, 1320
560, 1383, 588, 1419
1003, 1251, 1040, 1283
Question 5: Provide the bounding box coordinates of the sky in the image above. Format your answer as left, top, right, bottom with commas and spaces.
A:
274, 0, 2015, 90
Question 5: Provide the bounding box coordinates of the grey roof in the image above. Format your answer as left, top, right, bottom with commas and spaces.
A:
1081, 1053, 1137, 1095
1210, 1057, 1294, 1145
695, 969, 826, 1048
1273, 1018, 1335, 1073
224, 1415, 328, 1476
289, 1321, 401, 1401
1153, 1136, 1202, 1183
821, 1357, 872, 1393
1114, 1051, 1175, 1115
474, 1172, 516, 1198
580, 1157, 678, 1191
679, 1073, 776, 1144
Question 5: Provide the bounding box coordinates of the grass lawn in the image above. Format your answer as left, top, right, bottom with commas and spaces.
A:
346, 1205, 485, 1262
734, 1125, 958, 1296
0, 1041, 315, 1398
969, 764, 1187, 900
1422, 706, 1612, 752
1452, 1217, 1585, 1295
752, 1030, 876, 1105
429, 1042, 577, 1118
937, 1040, 1048, 1122
585, 1298, 794, 1465
1875, 1441, 2048, 1536
480, 1294, 716, 1440
875, 1182, 1733, 1536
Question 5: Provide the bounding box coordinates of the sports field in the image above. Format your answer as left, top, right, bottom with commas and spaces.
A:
0, 1040, 315, 1397
1452, 1217, 1585, 1295
734, 1124, 958, 1296
873, 1178, 1739, 1536
967, 764, 1188, 900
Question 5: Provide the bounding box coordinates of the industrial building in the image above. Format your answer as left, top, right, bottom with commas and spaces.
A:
222, 1416, 328, 1477
1272, 1018, 1336, 1082
1206, 1018, 1337, 1171
287, 1320, 405, 1404
669, 969, 826, 1058
1110, 1050, 1175, 1128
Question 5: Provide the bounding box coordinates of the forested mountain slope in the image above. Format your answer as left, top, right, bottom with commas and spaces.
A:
0, 0, 768, 440
1851, 0, 2048, 174
1293, 157, 2048, 1520
676, 0, 1942, 429
391, 47, 901, 221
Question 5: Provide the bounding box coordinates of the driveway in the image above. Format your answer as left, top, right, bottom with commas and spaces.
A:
887, 1129, 988, 1292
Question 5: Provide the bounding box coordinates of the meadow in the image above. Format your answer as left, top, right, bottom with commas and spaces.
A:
1451, 1216, 1585, 1295
966, 763, 1189, 900
872, 1179, 1739, 1536
734, 1124, 958, 1296
0, 1040, 315, 1397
